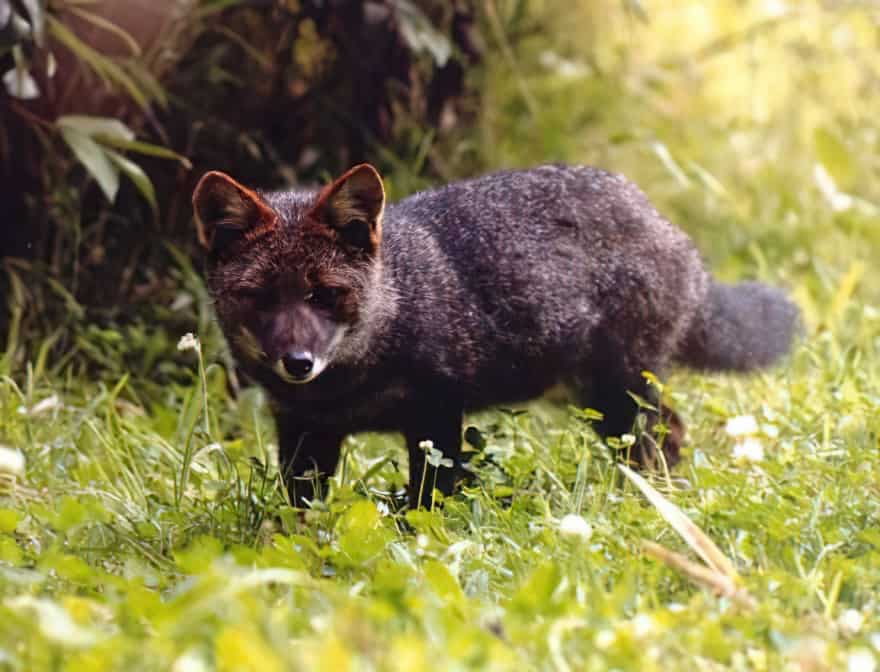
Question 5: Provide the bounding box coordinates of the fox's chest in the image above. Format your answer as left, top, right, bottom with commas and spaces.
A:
267, 369, 419, 432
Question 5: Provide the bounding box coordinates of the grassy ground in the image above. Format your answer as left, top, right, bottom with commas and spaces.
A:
2, 2, 880, 670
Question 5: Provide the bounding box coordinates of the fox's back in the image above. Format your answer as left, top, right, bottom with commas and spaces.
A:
379, 165, 708, 405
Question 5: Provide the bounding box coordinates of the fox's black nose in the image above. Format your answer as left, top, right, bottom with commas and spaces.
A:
282, 351, 314, 379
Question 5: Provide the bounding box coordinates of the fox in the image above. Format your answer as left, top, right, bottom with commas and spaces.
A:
192, 163, 800, 508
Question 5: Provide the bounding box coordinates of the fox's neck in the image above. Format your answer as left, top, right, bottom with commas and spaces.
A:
333, 255, 400, 367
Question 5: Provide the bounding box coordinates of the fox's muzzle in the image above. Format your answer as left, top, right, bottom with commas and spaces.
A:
235, 308, 348, 385
280, 350, 316, 382
272, 353, 326, 384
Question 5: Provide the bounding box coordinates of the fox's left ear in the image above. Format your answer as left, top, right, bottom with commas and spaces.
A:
312, 164, 385, 253
192, 171, 279, 253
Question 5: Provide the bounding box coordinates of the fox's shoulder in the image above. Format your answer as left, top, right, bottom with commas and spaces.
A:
385, 163, 636, 226
393, 163, 623, 203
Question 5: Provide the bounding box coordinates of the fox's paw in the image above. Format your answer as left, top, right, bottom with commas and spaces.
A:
624, 405, 684, 470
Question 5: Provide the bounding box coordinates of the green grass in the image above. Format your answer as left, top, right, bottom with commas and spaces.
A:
2, 2, 880, 670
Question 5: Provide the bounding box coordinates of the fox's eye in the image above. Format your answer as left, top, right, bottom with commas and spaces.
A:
306, 286, 340, 308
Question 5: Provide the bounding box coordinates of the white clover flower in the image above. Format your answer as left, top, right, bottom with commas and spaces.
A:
632, 614, 655, 638
840, 609, 866, 636
4, 596, 98, 646
594, 629, 616, 650
725, 415, 759, 437
0, 445, 25, 477
847, 649, 876, 672
732, 437, 764, 463
558, 514, 592, 541
177, 333, 200, 353
418, 440, 434, 451
172, 650, 210, 672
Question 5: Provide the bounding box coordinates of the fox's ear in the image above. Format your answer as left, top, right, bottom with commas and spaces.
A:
312, 164, 385, 253
192, 171, 279, 253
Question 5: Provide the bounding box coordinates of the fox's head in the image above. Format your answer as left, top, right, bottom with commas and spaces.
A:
192, 164, 387, 384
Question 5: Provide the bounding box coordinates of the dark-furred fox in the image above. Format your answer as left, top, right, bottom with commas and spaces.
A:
192, 164, 799, 508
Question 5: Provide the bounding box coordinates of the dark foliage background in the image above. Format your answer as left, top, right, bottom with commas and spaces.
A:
0, 0, 483, 376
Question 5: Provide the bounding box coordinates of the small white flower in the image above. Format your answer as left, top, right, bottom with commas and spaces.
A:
418, 440, 434, 451
763, 0, 790, 19
177, 333, 200, 353
173, 650, 210, 672
558, 514, 592, 541
632, 614, 655, 638
725, 415, 759, 437
814, 164, 854, 212
847, 649, 876, 672
0, 445, 25, 477
5, 596, 99, 646
594, 628, 615, 649
762, 423, 780, 438
840, 609, 865, 636
732, 437, 765, 463
2, 68, 40, 100
18, 394, 61, 417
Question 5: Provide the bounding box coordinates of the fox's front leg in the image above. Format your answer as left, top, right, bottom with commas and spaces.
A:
404, 398, 465, 509
275, 412, 343, 508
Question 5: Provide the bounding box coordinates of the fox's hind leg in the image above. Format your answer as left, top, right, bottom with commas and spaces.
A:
275, 412, 343, 508
404, 396, 465, 509
576, 363, 683, 469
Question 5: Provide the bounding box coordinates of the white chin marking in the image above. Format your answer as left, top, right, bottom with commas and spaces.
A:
272, 326, 346, 384
273, 358, 327, 385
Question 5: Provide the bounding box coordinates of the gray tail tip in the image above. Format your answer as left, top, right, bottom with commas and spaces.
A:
681, 281, 801, 372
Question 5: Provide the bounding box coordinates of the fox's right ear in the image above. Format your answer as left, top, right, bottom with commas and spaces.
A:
192, 171, 279, 253
310, 164, 385, 253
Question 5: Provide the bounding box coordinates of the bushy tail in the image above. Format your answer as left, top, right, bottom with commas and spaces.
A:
676, 281, 800, 372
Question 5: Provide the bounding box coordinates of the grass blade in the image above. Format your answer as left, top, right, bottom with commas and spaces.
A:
641, 541, 755, 609
618, 463, 738, 580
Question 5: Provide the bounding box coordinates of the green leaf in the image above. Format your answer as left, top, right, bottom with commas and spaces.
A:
106, 149, 157, 214
57, 115, 135, 142
174, 535, 224, 574
55, 497, 88, 533
95, 135, 191, 168
123, 59, 168, 108
20, 0, 45, 46
48, 16, 150, 109
335, 500, 392, 566
423, 560, 465, 608
394, 0, 451, 66
65, 6, 141, 57
0, 536, 23, 565
509, 562, 562, 618
60, 127, 120, 203
0, 508, 21, 534
814, 126, 854, 189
